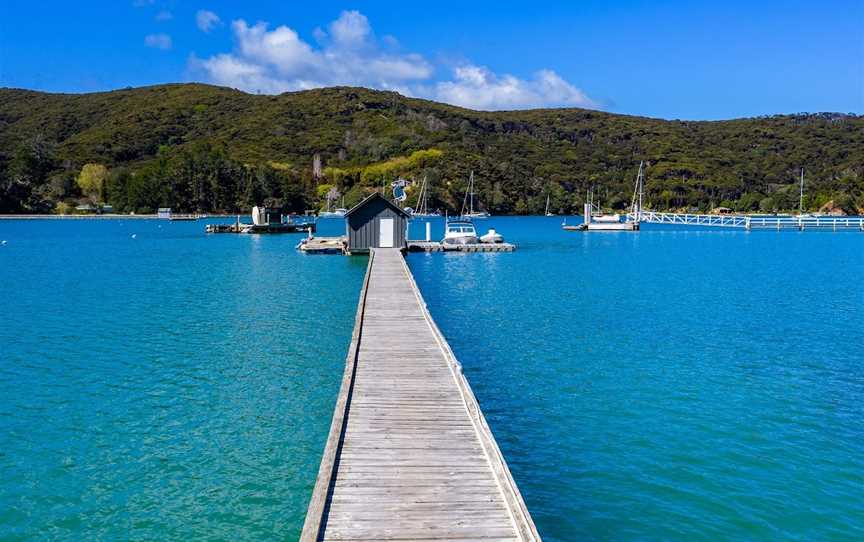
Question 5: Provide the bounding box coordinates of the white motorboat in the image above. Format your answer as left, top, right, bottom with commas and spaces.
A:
443, 220, 479, 245
320, 195, 347, 217
592, 213, 621, 223
479, 228, 504, 243
319, 208, 347, 218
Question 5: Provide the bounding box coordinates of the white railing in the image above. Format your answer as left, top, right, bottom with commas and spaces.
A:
628, 211, 864, 231
628, 210, 748, 228
744, 216, 864, 230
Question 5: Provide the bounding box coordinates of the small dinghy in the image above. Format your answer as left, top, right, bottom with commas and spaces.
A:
480, 228, 504, 244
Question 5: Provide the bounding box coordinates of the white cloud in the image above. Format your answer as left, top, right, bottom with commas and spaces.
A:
193, 10, 596, 110
232, 20, 318, 76
144, 33, 172, 50
328, 10, 370, 46
195, 12, 432, 93
197, 10, 222, 33
155, 10, 173, 22
433, 65, 596, 110
196, 54, 287, 94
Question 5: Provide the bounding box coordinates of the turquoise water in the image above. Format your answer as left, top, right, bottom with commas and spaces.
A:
2, 217, 863, 540
408, 217, 864, 541
0, 218, 365, 540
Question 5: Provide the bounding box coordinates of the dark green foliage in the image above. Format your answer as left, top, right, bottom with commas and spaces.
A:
0, 84, 862, 214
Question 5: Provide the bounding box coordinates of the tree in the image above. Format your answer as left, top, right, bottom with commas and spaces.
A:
2, 136, 56, 212
316, 183, 335, 209
77, 164, 108, 202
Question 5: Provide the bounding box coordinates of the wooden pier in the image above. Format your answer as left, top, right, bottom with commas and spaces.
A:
407, 241, 516, 252
297, 236, 348, 254
205, 221, 315, 234
302, 248, 538, 541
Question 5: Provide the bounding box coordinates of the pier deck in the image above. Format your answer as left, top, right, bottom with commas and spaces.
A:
407, 240, 516, 252
302, 248, 538, 541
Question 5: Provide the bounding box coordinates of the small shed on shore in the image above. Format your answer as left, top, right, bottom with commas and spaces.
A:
345, 192, 410, 253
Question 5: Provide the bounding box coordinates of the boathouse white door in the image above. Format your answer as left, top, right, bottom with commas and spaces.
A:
379, 218, 395, 247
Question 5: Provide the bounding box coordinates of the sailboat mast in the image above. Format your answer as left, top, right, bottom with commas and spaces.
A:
469, 171, 475, 215
461, 173, 470, 217
799, 168, 804, 215
630, 161, 644, 218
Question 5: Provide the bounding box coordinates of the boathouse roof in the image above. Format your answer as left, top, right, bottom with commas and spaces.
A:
345, 192, 410, 218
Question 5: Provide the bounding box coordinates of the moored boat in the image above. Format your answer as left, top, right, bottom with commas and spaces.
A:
443, 220, 479, 245
459, 171, 490, 219
411, 175, 442, 217
479, 228, 504, 243
319, 208, 347, 218
592, 213, 621, 223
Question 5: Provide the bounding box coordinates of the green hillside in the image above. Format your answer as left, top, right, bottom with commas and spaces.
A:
1, 83, 861, 214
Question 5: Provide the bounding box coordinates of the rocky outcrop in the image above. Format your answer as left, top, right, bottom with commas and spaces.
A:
819, 201, 847, 216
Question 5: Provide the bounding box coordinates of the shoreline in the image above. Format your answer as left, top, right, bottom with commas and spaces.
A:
0, 214, 241, 220
0, 214, 160, 220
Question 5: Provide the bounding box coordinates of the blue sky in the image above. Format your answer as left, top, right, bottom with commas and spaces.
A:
1, 0, 861, 119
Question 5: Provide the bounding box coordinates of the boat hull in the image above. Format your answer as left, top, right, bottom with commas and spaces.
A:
443, 235, 479, 245
587, 221, 639, 231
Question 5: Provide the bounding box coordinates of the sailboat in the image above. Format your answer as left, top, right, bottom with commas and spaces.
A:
796, 168, 814, 217
586, 188, 620, 223
460, 171, 490, 219
411, 175, 440, 217
545, 194, 554, 216
319, 196, 347, 218
574, 162, 642, 231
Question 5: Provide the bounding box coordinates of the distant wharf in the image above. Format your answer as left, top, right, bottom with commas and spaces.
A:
571, 162, 864, 233
407, 240, 516, 252
629, 211, 864, 231
205, 206, 316, 234
301, 248, 538, 541
298, 236, 515, 254
206, 222, 315, 234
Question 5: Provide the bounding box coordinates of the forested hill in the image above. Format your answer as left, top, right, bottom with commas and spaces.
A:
1, 83, 862, 215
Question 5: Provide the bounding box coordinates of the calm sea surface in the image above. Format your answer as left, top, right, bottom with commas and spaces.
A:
1, 217, 862, 541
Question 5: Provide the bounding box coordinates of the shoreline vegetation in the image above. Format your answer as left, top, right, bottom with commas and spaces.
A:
1, 84, 862, 217
2, 210, 860, 220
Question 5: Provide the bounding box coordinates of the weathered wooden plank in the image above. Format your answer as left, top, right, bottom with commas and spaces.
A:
299, 251, 375, 540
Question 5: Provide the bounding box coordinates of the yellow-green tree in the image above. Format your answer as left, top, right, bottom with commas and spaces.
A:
77, 163, 108, 202
316, 183, 334, 199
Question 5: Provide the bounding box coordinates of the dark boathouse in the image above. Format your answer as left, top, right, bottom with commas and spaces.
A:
345, 192, 410, 253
